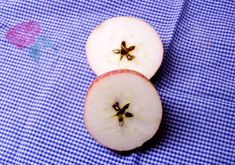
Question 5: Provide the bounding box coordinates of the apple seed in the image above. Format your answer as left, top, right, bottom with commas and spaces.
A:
112, 41, 135, 61
112, 102, 134, 126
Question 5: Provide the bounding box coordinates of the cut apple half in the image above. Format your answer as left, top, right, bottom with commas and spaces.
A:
86, 16, 163, 79
84, 70, 162, 151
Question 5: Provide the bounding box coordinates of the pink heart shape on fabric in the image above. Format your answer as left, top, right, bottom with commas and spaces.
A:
5, 20, 41, 49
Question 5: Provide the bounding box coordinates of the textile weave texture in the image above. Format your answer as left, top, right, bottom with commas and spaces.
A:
0, 0, 234, 164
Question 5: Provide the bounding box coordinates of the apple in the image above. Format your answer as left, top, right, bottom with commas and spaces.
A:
86, 17, 163, 79
84, 69, 162, 151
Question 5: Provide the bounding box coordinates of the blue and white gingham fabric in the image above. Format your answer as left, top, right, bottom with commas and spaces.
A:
0, 0, 234, 164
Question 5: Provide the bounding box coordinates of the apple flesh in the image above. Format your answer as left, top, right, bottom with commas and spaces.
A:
84, 70, 162, 151
86, 17, 163, 79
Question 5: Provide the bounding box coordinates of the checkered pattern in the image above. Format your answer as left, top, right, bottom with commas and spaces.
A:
0, 0, 234, 164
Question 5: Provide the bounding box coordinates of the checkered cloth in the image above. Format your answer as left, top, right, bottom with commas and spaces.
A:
0, 0, 234, 164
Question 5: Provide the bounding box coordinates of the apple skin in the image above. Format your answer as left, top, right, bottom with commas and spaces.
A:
84, 69, 162, 151
86, 69, 150, 93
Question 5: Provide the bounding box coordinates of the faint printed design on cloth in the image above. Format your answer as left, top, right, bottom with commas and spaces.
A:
0, 19, 55, 61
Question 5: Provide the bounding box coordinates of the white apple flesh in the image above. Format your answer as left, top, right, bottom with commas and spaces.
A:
84, 70, 162, 151
86, 17, 163, 79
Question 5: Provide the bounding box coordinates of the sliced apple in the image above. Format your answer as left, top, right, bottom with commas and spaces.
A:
86, 16, 163, 79
84, 70, 162, 151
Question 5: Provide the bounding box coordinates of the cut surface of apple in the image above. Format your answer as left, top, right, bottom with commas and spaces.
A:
86, 16, 163, 79
84, 70, 162, 151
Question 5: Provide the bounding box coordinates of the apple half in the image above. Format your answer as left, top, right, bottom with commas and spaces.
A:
86, 16, 163, 79
84, 70, 162, 151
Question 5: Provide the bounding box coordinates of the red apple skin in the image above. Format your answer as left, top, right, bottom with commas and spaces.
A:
86, 69, 150, 94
